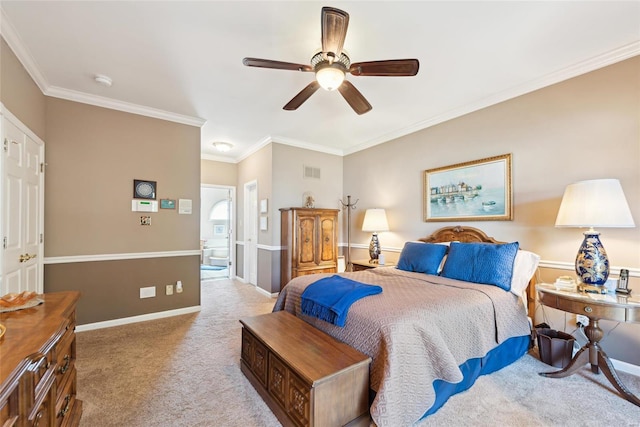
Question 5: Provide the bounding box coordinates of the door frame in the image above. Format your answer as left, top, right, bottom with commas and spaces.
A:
200, 184, 235, 278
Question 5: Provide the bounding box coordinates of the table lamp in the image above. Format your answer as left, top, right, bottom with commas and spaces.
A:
555, 179, 635, 293
362, 208, 389, 263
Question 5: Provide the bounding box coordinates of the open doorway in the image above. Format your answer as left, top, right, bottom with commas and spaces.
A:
200, 185, 234, 281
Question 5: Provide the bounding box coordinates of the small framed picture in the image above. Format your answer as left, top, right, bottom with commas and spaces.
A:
260, 199, 268, 213
134, 179, 157, 200
160, 199, 176, 209
214, 225, 227, 235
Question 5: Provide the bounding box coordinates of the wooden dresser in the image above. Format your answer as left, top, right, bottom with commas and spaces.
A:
280, 208, 339, 290
240, 311, 371, 427
0, 291, 82, 427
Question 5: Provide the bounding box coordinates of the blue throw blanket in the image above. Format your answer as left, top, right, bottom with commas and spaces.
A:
300, 275, 382, 327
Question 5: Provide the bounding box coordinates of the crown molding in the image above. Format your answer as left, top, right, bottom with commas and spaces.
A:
1, 8, 206, 128
201, 152, 237, 163
343, 41, 640, 156
0, 7, 49, 93
45, 86, 206, 127
270, 135, 344, 156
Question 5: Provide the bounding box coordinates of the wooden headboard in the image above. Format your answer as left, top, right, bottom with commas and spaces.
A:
418, 226, 537, 317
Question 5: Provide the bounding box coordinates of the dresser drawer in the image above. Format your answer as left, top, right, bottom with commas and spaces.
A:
28, 365, 56, 427
55, 369, 77, 427
0, 374, 20, 427
54, 328, 76, 387
557, 298, 626, 321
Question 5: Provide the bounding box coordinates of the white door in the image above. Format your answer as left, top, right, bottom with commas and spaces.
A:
244, 181, 258, 286
2, 115, 44, 295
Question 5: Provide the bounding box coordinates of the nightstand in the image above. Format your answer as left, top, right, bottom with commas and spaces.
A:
536, 284, 640, 407
351, 259, 395, 271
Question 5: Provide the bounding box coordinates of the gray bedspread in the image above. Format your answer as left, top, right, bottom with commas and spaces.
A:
273, 267, 531, 426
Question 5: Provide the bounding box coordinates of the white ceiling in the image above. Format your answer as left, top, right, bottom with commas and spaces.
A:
2, 1, 639, 163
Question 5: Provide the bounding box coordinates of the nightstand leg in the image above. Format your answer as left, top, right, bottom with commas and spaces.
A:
539, 345, 589, 378
597, 349, 640, 407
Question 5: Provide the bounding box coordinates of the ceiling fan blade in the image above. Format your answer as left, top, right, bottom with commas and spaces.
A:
349, 59, 420, 76
321, 7, 349, 60
338, 81, 372, 115
283, 81, 320, 111
243, 57, 313, 72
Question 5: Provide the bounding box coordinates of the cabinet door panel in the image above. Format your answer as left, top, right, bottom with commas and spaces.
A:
318, 215, 336, 263
296, 215, 317, 266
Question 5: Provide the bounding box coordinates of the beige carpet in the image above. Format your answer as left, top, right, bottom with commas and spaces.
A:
76, 279, 640, 427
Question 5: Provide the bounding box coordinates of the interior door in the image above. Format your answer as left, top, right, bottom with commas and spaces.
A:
244, 181, 258, 286
2, 115, 44, 295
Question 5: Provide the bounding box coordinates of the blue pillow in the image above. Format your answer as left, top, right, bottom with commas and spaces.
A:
397, 242, 448, 275
440, 241, 519, 291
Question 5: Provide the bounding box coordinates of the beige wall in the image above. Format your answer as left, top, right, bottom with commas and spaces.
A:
42, 98, 202, 324
0, 37, 46, 139
234, 143, 343, 293
236, 144, 272, 288
45, 98, 201, 255
201, 159, 237, 186
344, 57, 640, 365
2, 37, 202, 324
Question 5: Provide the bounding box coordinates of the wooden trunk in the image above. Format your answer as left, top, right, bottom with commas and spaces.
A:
240, 311, 371, 427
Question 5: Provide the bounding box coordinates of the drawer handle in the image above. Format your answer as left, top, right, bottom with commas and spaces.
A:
305, 238, 310, 243
58, 355, 71, 374
584, 306, 593, 313
33, 410, 43, 427
58, 394, 72, 418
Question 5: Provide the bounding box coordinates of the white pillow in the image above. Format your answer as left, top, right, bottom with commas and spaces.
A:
510, 250, 540, 296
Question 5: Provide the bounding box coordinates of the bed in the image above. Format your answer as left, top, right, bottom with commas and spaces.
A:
273, 226, 539, 426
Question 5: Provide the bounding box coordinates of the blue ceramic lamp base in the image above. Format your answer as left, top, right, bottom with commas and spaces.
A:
576, 230, 609, 294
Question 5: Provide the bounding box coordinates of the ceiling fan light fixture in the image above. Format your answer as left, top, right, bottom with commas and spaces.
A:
212, 142, 233, 152
315, 65, 345, 91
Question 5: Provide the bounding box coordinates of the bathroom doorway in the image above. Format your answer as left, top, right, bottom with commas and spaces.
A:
200, 184, 235, 280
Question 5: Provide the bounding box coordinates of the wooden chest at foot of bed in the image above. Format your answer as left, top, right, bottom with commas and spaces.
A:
240, 311, 371, 427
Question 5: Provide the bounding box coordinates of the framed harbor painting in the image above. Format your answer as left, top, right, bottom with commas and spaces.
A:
424, 153, 512, 222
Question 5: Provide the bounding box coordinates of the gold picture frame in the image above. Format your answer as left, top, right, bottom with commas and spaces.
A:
424, 153, 512, 222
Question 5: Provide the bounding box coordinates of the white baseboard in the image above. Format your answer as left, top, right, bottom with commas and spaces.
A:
76, 305, 201, 332
612, 358, 640, 377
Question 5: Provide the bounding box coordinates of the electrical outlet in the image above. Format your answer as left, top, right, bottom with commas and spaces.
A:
176, 280, 183, 293
576, 315, 589, 326
140, 286, 156, 298
165, 284, 173, 295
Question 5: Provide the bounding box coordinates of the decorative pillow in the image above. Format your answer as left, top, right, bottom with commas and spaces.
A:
440, 241, 520, 291
397, 242, 448, 275
510, 250, 540, 296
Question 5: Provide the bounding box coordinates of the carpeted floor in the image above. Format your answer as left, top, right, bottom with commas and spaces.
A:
76, 279, 640, 426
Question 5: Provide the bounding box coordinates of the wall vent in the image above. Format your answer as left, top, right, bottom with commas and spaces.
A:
303, 165, 321, 180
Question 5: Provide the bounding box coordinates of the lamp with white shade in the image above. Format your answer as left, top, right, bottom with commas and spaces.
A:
555, 179, 635, 292
362, 208, 389, 263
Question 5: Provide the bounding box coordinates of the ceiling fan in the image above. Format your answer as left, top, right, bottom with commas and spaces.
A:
242, 6, 420, 115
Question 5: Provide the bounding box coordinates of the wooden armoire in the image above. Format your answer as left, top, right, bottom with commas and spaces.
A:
280, 208, 339, 290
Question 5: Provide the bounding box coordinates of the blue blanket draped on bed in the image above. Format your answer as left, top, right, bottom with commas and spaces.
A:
300, 275, 382, 327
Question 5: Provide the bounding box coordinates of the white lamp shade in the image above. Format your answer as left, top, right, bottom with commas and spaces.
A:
555, 179, 635, 228
362, 209, 389, 232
